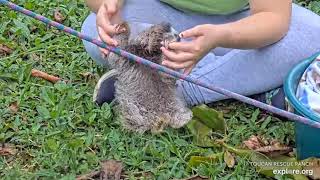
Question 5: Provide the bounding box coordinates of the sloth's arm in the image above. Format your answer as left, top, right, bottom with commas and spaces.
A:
105, 22, 130, 68
113, 22, 130, 48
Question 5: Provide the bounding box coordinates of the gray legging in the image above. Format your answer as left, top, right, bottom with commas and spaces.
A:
81, 0, 320, 106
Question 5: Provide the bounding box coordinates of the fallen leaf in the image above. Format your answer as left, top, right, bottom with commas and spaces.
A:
100, 160, 123, 180
243, 135, 263, 149
187, 105, 226, 147
224, 150, 235, 168
80, 72, 97, 82
0, 44, 13, 56
254, 145, 293, 158
9, 101, 19, 113
31, 69, 61, 83
30, 25, 38, 33
53, 9, 65, 23
0, 144, 17, 156
192, 105, 226, 134
187, 118, 215, 147
243, 135, 293, 157
29, 53, 40, 61
215, 140, 254, 157
288, 150, 296, 157
76, 160, 124, 180
81, 72, 94, 78
140, 172, 153, 179
188, 153, 223, 168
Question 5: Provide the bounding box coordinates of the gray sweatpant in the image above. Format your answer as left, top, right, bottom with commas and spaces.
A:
81, 0, 320, 106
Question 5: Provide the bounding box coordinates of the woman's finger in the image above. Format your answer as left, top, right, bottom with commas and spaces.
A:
160, 47, 194, 62
99, 47, 109, 56
168, 41, 197, 52
98, 27, 118, 46
97, 37, 110, 56
105, 0, 117, 15
180, 26, 202, 38
183, 64, 195, 75
96, 6, 118, 38
98, 18, 118, 36
162, 59, 194, 69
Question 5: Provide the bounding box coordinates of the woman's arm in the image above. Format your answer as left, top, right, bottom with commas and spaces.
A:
85, 0, 124, 13
219, 0, 292, 49
161, 0, 292, 73
85, 0, 104, 13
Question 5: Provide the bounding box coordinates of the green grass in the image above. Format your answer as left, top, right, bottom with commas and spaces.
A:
0, 0, 319, 179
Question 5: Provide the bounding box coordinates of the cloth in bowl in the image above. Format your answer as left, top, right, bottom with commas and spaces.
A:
296, 55, 320, 114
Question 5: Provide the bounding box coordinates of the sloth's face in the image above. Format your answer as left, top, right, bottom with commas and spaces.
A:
129, 22, 180, 64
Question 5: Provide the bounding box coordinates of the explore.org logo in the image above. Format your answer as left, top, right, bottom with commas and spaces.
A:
248, 161, 316, 176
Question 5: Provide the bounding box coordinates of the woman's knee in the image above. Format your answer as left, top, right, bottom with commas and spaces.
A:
288, 3, 320, 57
291, 3, 320, 27
269, 4, 320, 65
267, 4, 320, 49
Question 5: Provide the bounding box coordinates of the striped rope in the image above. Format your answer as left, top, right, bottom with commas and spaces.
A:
1, 0, 319, 128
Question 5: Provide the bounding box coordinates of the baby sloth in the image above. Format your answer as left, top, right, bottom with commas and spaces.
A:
106, 22, 193, 133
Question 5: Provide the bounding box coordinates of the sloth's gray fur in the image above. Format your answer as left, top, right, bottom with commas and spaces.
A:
105, 22, 192, 133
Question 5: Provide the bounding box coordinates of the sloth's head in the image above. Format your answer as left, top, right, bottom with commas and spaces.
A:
127, 22, 180, 64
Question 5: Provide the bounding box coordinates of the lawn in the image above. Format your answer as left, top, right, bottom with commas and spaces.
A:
0, 0, 319, 179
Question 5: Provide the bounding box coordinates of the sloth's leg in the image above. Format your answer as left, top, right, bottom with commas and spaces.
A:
119, 100, 152, 133
104, 22, 131, 69
150, 114, 171, 133
169, 95, 193, 128
170, 107, 193, 128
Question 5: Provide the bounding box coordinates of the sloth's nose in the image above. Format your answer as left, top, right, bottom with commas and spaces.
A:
174, 33, 181, 42
169, 27, 180, 42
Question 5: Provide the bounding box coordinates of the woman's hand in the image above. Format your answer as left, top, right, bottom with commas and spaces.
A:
96, 0, 123, 55
161, 24, 224, 74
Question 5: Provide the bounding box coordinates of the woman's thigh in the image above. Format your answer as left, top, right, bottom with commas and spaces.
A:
178, 4, 320, 106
